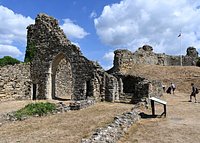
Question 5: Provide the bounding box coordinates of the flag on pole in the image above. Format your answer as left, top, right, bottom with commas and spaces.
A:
178, 33, 181, 37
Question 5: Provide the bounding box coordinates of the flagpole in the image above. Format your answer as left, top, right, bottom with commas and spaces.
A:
180, 34, 182, 66
178, 31, 182, 66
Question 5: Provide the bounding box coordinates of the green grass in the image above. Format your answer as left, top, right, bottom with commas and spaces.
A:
14, 102, 56, 120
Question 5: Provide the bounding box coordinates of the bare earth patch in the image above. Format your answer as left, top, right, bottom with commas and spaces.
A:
0, 101, 133, 143
118, 92, 200, 143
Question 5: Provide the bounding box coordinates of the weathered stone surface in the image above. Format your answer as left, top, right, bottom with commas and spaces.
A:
187, 47, 198, 57
28, 13, 120, 102
111, 74, 163, 104
0, 64, 31, 101
81, 108, 140, 143
110, 45, 199, 73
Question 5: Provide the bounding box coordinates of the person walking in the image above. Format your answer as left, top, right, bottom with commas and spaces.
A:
189, 83, 197, 103
171, 83, 176, 94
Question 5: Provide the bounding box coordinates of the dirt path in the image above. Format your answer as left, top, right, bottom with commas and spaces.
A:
118, 92, 200, 143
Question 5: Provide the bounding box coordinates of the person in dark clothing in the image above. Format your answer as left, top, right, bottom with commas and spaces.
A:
189, 83, 197, 103
166, 86, 172, 94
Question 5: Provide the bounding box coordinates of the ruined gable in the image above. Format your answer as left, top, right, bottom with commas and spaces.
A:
27, 13, 121, 102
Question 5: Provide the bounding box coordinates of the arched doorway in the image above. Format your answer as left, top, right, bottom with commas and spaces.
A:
51, 53, 73, 100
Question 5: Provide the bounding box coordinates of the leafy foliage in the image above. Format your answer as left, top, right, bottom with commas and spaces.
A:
0, 56, 20, 67
14, 102, 56, 120
24, 42, 36, 63
196, 57, 200, 67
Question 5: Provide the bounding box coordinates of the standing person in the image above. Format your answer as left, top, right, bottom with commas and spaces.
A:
162, 84, 166, 92
171, 83, 176, 94
189, 83, 197, 103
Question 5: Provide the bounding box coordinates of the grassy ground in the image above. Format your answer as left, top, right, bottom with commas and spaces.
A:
0, 102, 133, 143
1, 64, 200, 143
121, 64, 200, 93
118, 92, 200, 143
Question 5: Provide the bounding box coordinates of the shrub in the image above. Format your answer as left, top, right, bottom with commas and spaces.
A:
0, 56, 20, 67
14, 102, 56, 120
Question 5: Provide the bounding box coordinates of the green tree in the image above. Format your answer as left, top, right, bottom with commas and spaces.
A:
0, 56, 20, 67
24, 42, 36, 63
196, 57, 200, 67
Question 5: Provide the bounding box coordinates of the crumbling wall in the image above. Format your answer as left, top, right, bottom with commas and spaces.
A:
133, 79, 163, 103
112, 74, 163, 103
28, 13, 119, 102
111, 45, 199, 72
28, 14, 97, 100
0, 64, 31, 101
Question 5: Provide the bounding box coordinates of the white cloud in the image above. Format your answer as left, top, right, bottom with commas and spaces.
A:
61, 19, 89, 39
0, 5, 34, 45
101, 51, 114, 70
95, 0, 200, 55
0, 5, 34, 60
0, 44, 23, 58
103, 51, 114, 62
71, 42, 80, 48
90, 11, 97, 18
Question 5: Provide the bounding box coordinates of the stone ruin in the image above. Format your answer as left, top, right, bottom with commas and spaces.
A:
27, 13, 162, 103
0, 13, 162, 104
110, 45, 199, 72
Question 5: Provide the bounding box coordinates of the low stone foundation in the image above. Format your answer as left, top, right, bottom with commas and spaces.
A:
81, 108, 140, 143
56, 99, 96, 112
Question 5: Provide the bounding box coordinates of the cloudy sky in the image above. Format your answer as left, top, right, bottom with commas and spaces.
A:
0, 0, 200, 69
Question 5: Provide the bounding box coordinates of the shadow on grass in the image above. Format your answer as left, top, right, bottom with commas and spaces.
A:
181, 100, 200, 103
139, 112, 165, 119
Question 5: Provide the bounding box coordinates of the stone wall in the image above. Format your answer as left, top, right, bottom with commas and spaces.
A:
111, 74, 163, 103
133, 79, 163, 103
28, 13, 120, 102
55, 58, 72, 99
111, 45, 199, 72
0, 64, 31, 101
81, 108, 140, 143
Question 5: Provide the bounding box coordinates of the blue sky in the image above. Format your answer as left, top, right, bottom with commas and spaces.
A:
0, 0, 200, 69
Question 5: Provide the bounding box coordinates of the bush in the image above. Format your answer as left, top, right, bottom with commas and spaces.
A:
0, 56, 20, 67
14, 102, 56, 120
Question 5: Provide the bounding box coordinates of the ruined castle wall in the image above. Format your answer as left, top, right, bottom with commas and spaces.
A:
0, 64, 31, 101
105, 73, 119, 102
111, 74, 163, 103
132, 79, 163, 103
112, 45, 198, 72
28, 14, 120, 101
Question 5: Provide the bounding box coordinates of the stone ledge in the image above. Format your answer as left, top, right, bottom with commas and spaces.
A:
81, 107, 140, 143
56, 99, 96, 112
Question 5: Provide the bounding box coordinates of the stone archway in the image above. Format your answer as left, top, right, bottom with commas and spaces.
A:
50, 53, 73, 100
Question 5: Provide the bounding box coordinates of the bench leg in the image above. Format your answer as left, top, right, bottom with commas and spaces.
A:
151, 100, 155, 116
164, 104, 166, 117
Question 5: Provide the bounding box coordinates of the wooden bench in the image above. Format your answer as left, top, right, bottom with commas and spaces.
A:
149, 97, 167, 117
